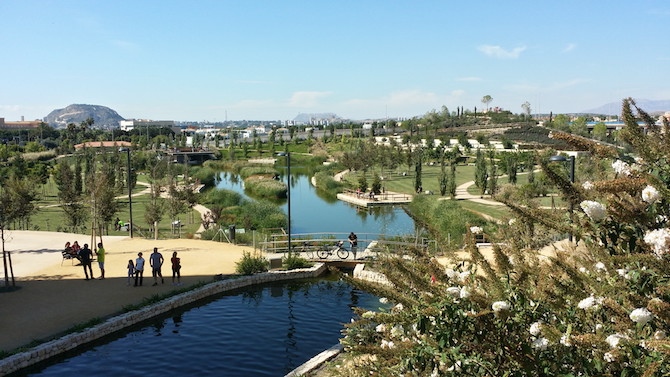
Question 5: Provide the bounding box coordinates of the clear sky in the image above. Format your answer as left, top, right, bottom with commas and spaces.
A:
2, 1, 669, 122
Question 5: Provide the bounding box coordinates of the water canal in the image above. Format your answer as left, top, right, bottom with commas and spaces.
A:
14, 277, 385, 377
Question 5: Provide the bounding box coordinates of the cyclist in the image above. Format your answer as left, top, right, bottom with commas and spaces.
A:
348, 232, 358, 249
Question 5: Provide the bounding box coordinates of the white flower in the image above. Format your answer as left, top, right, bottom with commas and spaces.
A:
560, 334, 572, 347
531, 337, 549, 351
380, 339, 395, 349
643, 228, 670, 258
580, 200, 607, 221
582, 181, 594, 190
375, 323, 387, 333
362, 311, 376, 319
508, 218, 517, 225
390, 324, 404, 338
642, 185, 661, 204
445, 268, 457, 279
446, 361, 462, 372
458, 271, 471, 283
654, 330, 666, 340
529, 321, 542, 336
379, 297, 388, 304
605, 333, 628, 348
446, 286, 461, 298
579, 267, 589, 274
470, 226, 483, 234
612, 160, 631, 176
595, 262, 607, 272
393, 303, 404, 312
459, 286, 471, 299
548, 131, 554, 139
629, 307, 653, 325
595, 323, 603, 331
604, 351, 616, 363
578, 295, 604, 310
492, 301, 510, 312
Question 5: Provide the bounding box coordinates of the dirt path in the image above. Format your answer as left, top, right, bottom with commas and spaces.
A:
0, 231, 252, 353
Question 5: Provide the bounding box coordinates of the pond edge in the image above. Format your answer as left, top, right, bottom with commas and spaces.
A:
0, 264, 328, 376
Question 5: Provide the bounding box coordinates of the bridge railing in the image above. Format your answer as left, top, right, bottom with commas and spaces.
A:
260, 232, 432, 254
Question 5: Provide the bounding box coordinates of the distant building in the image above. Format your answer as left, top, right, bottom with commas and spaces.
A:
0, 117, 41, 130
119, 119, 175, 132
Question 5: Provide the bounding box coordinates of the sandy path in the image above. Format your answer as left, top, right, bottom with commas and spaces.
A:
0, 231, 253, 353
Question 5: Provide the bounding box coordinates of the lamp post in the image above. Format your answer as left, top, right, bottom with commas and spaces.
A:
119, 147, 134, 238
549, 154, 575, 242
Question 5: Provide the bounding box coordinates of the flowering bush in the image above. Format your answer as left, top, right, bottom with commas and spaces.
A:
336, 99, 670, 376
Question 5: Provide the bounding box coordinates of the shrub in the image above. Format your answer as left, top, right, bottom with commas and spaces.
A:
339, 99, 670, 376
235, 251, 268, 275
282, 251, 312, 270
243, 176, 287, 198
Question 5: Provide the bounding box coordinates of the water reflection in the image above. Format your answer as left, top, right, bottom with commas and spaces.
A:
215, 171, 416, 236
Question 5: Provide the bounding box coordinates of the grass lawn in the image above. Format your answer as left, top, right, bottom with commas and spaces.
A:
28, 177, 201, 239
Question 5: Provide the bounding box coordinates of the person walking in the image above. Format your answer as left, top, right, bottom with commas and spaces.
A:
78, 243, 94, 280
96, 242, 106, 279
150, 247, 164, 286
171, 251, 181, 285
126, 259, 135, 286
134, 252, 145, 287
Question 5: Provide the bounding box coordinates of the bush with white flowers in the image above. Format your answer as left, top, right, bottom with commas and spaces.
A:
337, 99, 670, 377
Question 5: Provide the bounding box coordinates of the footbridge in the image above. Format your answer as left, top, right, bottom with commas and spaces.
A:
260, 232, 434, 265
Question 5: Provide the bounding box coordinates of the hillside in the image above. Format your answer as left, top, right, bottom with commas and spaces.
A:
45, 104, 125, 129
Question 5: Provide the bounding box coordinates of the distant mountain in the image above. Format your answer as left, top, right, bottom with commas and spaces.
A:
583, 99, 670, 115
293, 112, 341, 123
45, 104, 125, 128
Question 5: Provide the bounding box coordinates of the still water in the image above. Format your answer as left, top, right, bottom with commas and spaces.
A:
15, 278, 383, 377
216, 171, 416, 236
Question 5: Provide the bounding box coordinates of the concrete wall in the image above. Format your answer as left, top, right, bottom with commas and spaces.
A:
0, 264, 327, 375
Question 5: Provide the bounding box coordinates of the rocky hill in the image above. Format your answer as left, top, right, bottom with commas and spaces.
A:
45, 104, 125, 129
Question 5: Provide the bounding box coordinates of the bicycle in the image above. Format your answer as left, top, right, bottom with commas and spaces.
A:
299, 241, 318, 259
317, 241, 349, 259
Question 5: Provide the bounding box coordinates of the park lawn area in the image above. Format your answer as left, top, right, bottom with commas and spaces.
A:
28, 176, 201, 238
456, 199, 512, 222
344, 164, 478, 195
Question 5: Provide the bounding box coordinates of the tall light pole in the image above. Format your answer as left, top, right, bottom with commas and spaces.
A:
550, 154, 575, 242
120, 147, 133, 238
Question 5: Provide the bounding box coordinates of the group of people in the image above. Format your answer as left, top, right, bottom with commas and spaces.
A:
127, 248, 182, 287
65, 241, 182, 285
65, 241, 105, 280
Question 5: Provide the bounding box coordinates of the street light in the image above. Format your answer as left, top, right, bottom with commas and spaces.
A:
278, 151, 291, 253
119, 147, 133, 238
549, 154, 575, 242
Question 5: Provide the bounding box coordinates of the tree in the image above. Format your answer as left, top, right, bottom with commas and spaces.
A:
481, 95, 493, 112
55, 161, 87, 232
474, 148, 488, 196
592, 121, 608, 141
0, 176, 38, 287
570, 116, 589, 137
521, 101, 532, 123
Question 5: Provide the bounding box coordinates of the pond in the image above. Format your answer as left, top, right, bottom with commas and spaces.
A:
14, 277, 385, 377
216, 170, 417, 236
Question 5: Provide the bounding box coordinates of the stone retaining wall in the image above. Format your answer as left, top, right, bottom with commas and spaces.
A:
0, 264, 327, 375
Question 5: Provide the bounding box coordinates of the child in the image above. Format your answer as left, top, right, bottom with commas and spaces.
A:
127, 259, 135, 286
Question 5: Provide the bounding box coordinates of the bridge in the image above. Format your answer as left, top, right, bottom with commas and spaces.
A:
259, 232, 434, 266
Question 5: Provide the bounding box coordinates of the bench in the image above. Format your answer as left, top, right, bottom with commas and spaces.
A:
61, 250, 80, 266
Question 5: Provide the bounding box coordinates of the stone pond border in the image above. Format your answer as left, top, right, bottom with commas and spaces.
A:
0, 263, 327, 375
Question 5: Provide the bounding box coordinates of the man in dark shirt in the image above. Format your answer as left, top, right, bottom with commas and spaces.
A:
78, 243, 94, 280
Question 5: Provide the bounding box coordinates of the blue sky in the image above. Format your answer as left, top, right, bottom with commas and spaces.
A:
2, 1, 669, 122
